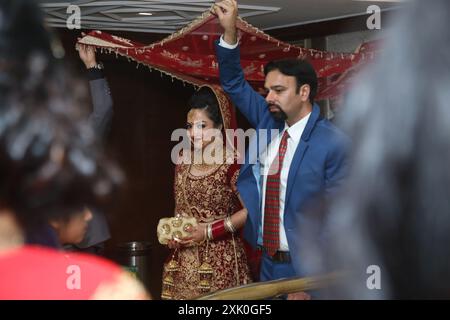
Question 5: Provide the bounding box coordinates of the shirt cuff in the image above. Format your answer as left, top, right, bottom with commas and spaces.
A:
86, 68, 104, 81
219, 35, 239, 49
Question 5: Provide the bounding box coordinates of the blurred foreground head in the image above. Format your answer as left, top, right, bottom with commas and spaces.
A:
301, 0, 450, 299
0, 0, 123, 232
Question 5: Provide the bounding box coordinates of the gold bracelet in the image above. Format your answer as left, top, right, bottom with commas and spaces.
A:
224, 216, 231, 233
225, 216, 236, 233
207, 223, 213, 241
197, 226, 207, 245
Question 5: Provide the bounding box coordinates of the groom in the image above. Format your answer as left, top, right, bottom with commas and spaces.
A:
213, 0, 349, 284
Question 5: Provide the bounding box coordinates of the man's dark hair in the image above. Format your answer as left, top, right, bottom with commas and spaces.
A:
187, 86, 223, 128
264, 58, 318, 104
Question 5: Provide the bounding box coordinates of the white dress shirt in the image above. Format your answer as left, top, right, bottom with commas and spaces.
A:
219, 35, 239, 49
259, 115, 310, 251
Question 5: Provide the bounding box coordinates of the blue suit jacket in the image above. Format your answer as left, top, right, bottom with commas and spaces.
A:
216, 43, 349, 276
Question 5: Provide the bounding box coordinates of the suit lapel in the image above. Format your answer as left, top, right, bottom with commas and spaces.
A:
285, 142, 309, 205
239, 104, 321, 221
285, 104, 321, 206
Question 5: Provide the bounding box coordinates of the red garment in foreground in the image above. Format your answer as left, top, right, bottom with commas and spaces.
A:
78, 11, 380, 101
0, 245, 148, 299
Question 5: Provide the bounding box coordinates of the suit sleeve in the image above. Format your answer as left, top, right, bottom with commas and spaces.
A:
87, 69, 113, 139
79, 70, 113, 248
324, 133, 350, 198
215, 42, 268, 128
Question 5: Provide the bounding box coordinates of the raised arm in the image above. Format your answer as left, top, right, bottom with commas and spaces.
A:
213, 0, 268, 128
78, 43, 113, 139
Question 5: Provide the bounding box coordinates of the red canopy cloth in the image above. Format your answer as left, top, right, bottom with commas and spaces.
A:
78, 11, 380, 101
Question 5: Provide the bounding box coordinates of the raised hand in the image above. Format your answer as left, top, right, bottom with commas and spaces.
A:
185, 223, 207, 244
212, 0, 238, 45
77, 33, 97, 69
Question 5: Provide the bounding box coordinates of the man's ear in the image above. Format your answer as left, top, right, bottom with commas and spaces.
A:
299, 84, 311, 102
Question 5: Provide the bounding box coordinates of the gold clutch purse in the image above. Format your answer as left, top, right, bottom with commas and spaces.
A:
157, 215, 197, 245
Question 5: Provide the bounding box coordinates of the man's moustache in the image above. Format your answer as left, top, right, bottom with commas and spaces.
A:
268, 104, 281, 111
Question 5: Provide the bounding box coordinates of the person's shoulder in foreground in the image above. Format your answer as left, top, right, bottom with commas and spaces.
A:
0, 246, 150, 300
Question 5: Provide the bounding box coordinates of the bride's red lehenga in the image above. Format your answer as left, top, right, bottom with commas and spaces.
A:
161, 86, 252, 300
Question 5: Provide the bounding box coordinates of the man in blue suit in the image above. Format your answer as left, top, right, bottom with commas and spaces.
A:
213, 0, 349, 283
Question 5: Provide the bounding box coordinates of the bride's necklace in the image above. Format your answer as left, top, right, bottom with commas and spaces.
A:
191, 142, 223, 172
191, 162, 216, 171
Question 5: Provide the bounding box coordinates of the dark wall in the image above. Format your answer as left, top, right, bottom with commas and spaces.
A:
104, 60, 191, 299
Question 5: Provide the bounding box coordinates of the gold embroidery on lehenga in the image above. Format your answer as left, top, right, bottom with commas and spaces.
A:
162, 157, 252, 300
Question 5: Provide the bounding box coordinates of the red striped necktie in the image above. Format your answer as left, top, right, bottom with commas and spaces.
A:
263, 130, 289, 256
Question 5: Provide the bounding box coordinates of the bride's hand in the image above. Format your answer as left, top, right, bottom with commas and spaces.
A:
185, 223, 207, 244
167, 236, 193, 249
167, 239, 181, 249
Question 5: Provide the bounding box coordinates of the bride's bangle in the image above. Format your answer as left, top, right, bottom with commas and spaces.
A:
224, 216, 236, 233
211, 219, 228, 239
207, 223, 213, 240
